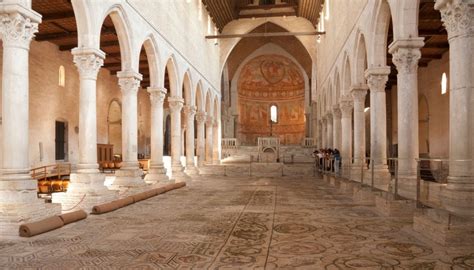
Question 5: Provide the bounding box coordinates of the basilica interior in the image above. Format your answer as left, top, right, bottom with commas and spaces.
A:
0, 0, 473, 268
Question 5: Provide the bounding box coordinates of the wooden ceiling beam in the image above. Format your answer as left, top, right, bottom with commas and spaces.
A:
59, 40, 119, 51
41, 11, 75, 22
238, 11, 297, 19
36, 27, 116, 42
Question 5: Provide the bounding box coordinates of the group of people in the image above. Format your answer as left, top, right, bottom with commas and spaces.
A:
313, 148, 341, 173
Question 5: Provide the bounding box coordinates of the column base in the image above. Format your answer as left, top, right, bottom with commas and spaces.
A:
395, 174, 417, 200
413, 208, 474, 247
144, 166, 169, 184
110, 168, 146, 190
350, 164, 367, 183
374, 192, 416, 217
184, 164, 200, 175
52, 172, 117, 213
441, 186, 474, 217
366, 166, 392, 192
171, 164, 191, 182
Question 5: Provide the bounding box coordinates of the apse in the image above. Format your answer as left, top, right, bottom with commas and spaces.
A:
237, 54, 305, 145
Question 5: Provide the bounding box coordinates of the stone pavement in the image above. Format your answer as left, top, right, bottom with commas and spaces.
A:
0, 175, 472, 269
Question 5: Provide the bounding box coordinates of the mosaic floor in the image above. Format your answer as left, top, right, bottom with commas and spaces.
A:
1, 175, 473, 269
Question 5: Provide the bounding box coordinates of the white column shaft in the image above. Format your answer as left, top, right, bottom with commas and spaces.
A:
352, 89, 367, 164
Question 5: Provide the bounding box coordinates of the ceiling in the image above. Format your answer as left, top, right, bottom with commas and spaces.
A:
31, 0, 447, 92
386, 0, 448, 89
32, 0, 159, 89
202, 0, 324, 32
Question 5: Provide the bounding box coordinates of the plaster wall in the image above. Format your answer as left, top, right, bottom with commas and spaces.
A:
316, 0, 368, 89
0, 40, 151, 168
127, 0, 221, 89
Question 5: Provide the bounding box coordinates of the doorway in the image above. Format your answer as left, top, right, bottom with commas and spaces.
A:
55, 121, 68, 161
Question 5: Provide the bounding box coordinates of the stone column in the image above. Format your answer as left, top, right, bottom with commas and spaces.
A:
332, 105, 342, 151
366, 67, 392, 190
321, 118, 327, 148
144, 87, 169, 184
112, 71, 145, 189
53, 47, 117, 211
183, 105, 198, 174
340, 96, 353, 176
205, 116, 214, 163
0, 8, 60, 237
351, 86, 368, 181
196, 111, 207, 167
168, 97, 189, 180
389, 38, 424, 198
326, 113, 333, 148
317, 120, 323, 148
212, 119, 221, 164
435, 0, 474, 216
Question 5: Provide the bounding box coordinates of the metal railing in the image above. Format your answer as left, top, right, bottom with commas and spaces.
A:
222, 138, 239, 149
302, 138, 317, 148
316, 155, 472, 214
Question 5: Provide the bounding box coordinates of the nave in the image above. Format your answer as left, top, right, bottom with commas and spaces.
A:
0, 175, 472, 269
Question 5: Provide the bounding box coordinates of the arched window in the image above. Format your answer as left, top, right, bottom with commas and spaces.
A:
441, 72, 448, 95
325, 0, 330, 20
58, 65, 66, 87
270, 104, 278, 123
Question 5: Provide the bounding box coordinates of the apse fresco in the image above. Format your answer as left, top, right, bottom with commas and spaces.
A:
238, 54, 305, 145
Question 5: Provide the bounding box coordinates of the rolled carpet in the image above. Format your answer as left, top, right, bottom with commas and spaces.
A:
116, 196, 135, 207
92, 201, 121, 214
19, 216, 64, 237
133, 190, 156, 202
154, 182, 186, 194
58, 210, 88, 225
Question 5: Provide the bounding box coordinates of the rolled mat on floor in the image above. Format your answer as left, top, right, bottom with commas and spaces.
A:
116, 196, 135, 207
19, 216, 64, 237
154, 182, 186, 194
133, 190, 156, 202
58, 210, 88, 225
92, 201, 121, 214
92, 182, 187, 215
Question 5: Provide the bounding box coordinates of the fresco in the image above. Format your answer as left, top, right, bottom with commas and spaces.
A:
238, 54, 305, 145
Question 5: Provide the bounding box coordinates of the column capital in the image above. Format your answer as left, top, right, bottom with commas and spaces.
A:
388, 39, 424, 74
72, 48, 106, 80
118, 71, 142, 96
168, 97, 184, 113
183, 105, 197, 119
332, 105, 342, 119
350, 86, 368, 103
325, 112, 333, 122
365, 67, 390, 93
435, 0, 474, 40
147, 87, 167, 106
340, 96, 354, 118
206, 116, 214, 125
0, 8, 41, 49
196, 111, 207, 124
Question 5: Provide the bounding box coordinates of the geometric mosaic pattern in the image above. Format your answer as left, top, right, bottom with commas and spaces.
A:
0, 175, 473, 269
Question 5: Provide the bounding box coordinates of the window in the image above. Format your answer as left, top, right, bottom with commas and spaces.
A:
58, 65, 66, 87
270, 105, 278, 123
441, 72, 448, 95
325, 0, 330, 21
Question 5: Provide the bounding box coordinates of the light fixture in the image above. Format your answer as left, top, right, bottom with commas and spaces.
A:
364, 107, 370, 112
